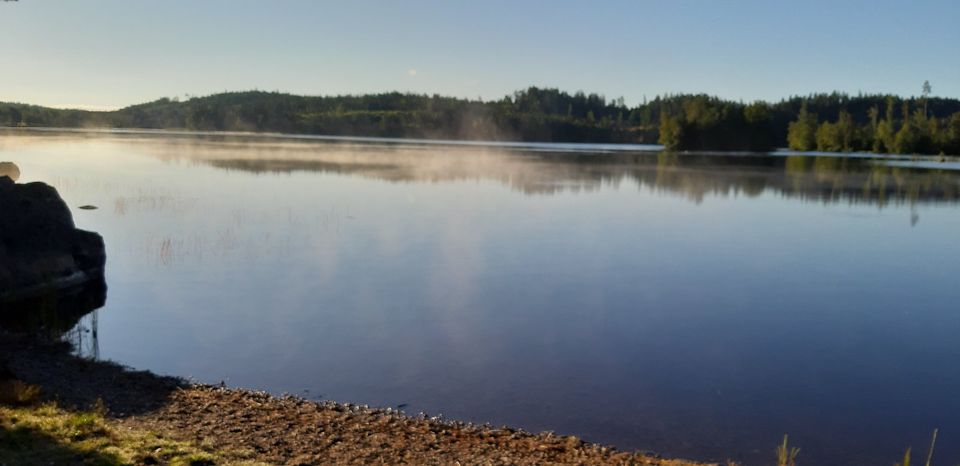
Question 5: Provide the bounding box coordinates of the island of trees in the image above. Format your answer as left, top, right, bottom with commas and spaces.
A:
2, 84, 959, 155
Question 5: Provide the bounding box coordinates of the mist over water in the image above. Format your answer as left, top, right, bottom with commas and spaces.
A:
3, 130, 960, 466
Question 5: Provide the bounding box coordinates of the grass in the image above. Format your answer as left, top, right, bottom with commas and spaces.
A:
776, 428, 942, 466
0, 380, 268, 466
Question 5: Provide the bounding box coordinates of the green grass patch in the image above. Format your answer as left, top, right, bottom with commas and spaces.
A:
0, 398, 266, 466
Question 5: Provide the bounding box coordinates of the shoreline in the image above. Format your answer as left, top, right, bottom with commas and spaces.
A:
1, 126, 665, 154
7, 127, 958, 164
0, 333, 709, 465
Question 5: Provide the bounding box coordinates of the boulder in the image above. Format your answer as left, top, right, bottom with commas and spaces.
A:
1, 166, 106, 304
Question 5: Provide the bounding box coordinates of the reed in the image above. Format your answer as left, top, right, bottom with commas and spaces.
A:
775, 434, 800, 466
925, 428, 938, 466
893, 429, 938, 466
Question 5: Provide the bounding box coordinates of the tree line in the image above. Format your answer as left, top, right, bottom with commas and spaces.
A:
786, 96, 960, 155
2, 87, 959, 155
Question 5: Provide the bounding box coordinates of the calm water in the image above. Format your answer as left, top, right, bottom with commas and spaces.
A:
3, 129, 960, 465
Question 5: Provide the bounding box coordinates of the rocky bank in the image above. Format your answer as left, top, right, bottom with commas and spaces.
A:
0, 334, 709, 466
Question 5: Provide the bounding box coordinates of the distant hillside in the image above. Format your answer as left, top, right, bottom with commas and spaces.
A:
2, 88, 960, 154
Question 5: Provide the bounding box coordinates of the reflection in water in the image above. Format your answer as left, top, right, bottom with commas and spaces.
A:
64, 310, 100, 360
187, 145, 957, 230
114, 192, 196, 217
0, 279, 106, 360
168, 142, 959, 206
6, 130, 960, 206
3, 131, 960, 466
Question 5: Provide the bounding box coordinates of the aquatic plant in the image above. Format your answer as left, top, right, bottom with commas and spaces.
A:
925, 428, 938, 466
894, 429, 938, 466
775, 434, 799, 466
897, 447, 911, 466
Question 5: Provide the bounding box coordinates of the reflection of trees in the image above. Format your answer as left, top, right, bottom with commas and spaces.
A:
190, 145, 960, 207
125, 135, 960, 205
778, 156, 959, 207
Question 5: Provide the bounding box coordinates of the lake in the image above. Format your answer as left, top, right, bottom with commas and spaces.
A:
3, 129, 960, 465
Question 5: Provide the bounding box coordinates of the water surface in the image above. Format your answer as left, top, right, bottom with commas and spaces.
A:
3, 129, 960, 465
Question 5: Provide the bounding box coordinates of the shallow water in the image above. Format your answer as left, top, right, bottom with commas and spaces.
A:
3, 129, 960, 465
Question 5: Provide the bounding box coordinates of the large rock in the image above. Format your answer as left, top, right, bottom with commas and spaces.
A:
1, 166, 106, 304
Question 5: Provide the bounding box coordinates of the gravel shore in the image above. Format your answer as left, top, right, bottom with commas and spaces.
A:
1, 334, 709, 465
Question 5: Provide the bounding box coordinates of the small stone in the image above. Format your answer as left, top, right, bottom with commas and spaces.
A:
0, 162, 20, 182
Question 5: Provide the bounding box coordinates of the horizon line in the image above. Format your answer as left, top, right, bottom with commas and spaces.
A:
4, 87, 955, 113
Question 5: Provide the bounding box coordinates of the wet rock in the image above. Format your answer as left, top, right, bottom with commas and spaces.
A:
0, 171, 106, 304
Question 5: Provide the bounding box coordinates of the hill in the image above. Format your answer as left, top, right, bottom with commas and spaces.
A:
3, 88, 960, 154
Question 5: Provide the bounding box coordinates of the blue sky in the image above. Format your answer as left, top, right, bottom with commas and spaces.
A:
2, 0, 957, 109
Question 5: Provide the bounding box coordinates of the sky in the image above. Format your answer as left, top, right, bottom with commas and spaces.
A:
1, 0, 958, 110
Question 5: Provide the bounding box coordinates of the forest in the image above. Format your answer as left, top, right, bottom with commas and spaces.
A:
2, 86, 960, 155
